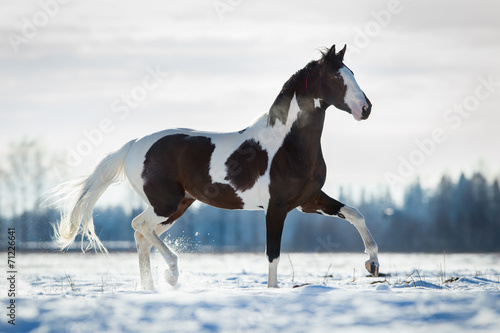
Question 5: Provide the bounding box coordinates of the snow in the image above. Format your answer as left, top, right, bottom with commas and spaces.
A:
2, 252, 499, 332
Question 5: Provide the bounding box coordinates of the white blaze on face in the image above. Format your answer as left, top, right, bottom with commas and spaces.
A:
338, 66, 368, 121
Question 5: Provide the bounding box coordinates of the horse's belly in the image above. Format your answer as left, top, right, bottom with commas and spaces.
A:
184, 167, 270, 211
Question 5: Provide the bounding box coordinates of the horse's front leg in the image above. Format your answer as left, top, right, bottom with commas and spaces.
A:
265, 205, 288, 288
300, 191, 380, 277
134, 230, 155, 290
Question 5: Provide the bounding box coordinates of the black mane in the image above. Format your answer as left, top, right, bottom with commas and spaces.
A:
267, 61, 318, 126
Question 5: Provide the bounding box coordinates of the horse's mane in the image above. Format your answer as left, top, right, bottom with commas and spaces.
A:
267, 60, 318, 126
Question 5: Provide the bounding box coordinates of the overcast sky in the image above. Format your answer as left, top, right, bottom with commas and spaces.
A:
1, 0, 499, 205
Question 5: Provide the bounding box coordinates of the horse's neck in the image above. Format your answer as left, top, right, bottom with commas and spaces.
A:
282, 93, 326, 153
248, 92, 326, 157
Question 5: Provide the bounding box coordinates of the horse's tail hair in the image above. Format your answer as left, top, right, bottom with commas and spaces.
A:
50, 139, 136, 253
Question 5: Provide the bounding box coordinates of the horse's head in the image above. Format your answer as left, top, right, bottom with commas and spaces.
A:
315, 44, 371, 121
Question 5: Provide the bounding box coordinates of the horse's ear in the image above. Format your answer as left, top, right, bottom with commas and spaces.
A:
337, 45, 347, 61
326, 44, 336, 59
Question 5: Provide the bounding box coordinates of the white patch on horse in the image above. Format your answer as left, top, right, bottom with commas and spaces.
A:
317, 209, 331, 216
339, 206, 379, 264
268, 257, 280, 288
314, 98, 322, 109
240, 94, 302, 209
339, 66, 368, 121
207, 93, 303, 210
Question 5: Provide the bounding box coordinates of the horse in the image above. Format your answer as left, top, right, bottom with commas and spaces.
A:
53, 44, 380, 290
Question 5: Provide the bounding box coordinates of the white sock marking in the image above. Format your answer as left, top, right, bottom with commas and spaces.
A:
268, 257, 280, 288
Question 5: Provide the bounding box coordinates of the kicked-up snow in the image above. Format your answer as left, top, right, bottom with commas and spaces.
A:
1, 252, 499, 332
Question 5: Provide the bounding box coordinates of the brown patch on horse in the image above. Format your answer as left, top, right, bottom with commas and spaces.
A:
142, 134, 244, 218
224, 139, 268, 192
161, 196, 196, 225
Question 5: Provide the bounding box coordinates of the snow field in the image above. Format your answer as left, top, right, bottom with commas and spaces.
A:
1, 252, 499, 332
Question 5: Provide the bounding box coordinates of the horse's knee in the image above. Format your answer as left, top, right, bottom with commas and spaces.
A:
132, 208, 166, 233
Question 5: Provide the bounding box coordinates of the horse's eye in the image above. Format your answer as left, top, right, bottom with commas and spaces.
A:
334, 74, 342, 80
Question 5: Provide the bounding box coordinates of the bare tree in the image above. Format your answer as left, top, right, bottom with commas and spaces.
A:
0, 168, 7, 247
0, 168, 5, 217
2, 138, 55, 243
5, 139, 52, 215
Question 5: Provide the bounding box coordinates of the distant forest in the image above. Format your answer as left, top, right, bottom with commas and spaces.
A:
0, 139, 499, 253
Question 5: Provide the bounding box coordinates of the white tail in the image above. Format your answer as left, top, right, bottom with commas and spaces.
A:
52, 140, 136, 253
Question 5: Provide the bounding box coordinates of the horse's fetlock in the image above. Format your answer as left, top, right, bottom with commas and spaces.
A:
169, 256, 178, 268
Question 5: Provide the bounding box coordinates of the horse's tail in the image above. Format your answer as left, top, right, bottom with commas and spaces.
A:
51, 139, 136, 253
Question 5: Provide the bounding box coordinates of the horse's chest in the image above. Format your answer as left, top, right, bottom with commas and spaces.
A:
266, 141, 326, 205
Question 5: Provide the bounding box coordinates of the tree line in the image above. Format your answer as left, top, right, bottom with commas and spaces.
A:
0, 139, 499, 252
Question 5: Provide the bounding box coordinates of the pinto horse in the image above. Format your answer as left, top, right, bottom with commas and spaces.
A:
54, 44, 379, 289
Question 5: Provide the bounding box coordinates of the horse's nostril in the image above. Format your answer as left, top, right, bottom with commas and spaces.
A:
361, 104, 371, 119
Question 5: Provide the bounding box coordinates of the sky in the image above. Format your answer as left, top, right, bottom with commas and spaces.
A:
1, 0, 500, 206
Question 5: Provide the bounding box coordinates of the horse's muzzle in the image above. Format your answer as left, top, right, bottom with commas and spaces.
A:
361, 97, 372, 120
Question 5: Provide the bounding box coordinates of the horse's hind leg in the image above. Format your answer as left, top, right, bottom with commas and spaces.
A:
153, 197, 195, 286
133, 197, 195, 290
133, 208, 179, 288
134, 227, 155, 290
300, 190, 380, 276
133, 209, 162, 290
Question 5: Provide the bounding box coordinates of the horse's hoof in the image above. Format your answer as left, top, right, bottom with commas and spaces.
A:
142, 284, 155, 291
365, 260, 379, 277
142, 281, 155, 291
164, 267, 179, 286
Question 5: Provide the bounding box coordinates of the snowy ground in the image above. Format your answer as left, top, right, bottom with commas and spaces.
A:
1, 251, 499, 332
